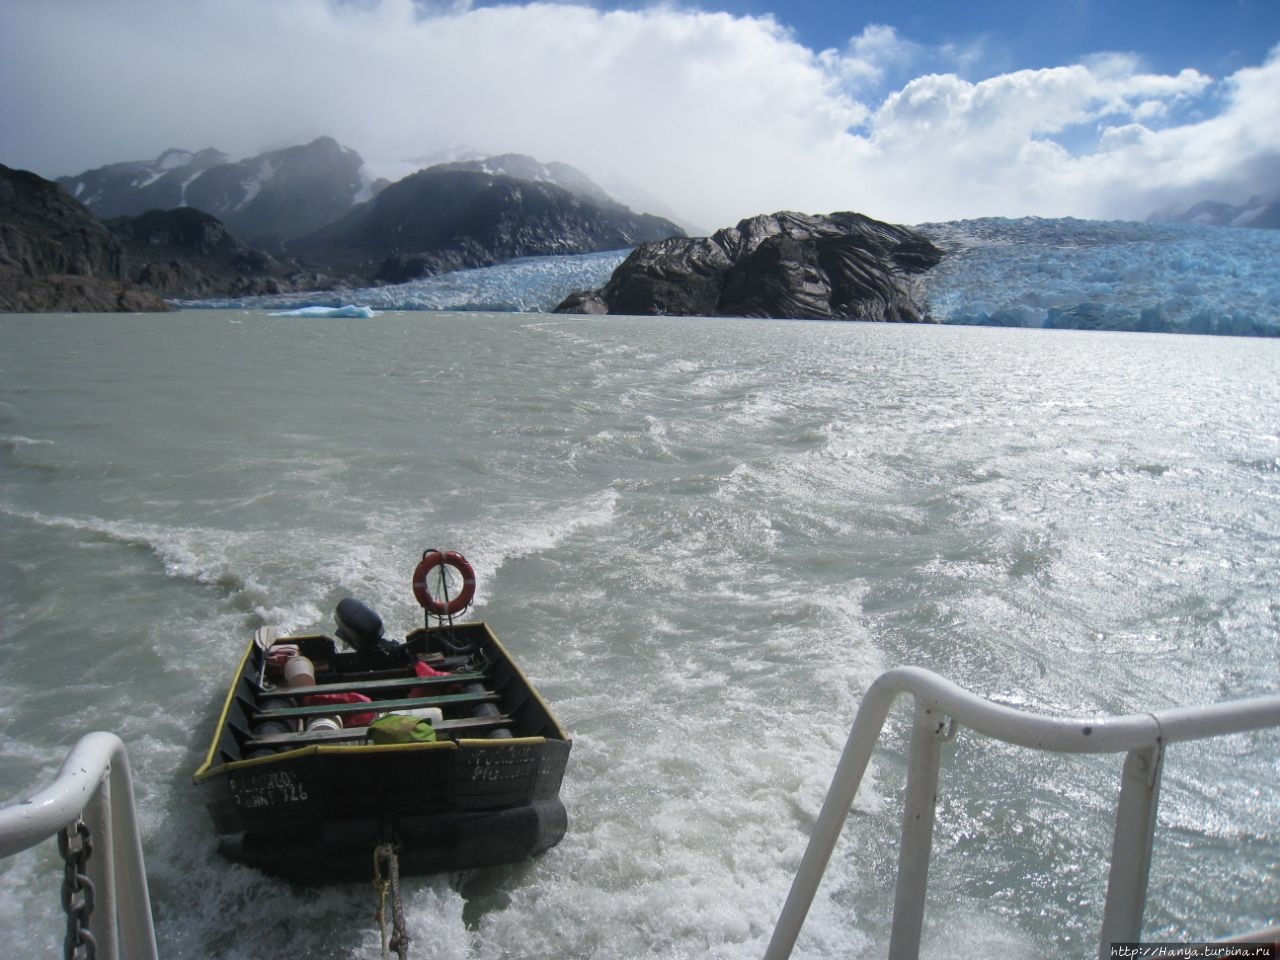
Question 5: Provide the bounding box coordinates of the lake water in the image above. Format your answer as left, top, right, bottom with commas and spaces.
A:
1, 310, 1277, 959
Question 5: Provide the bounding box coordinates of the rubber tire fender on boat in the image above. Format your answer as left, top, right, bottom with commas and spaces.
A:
412, 550, 477, 616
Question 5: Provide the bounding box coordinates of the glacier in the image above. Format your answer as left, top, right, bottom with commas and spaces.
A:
918, 217, 1280, 337
183, 248, 628, 314
183, 220, 1280, 336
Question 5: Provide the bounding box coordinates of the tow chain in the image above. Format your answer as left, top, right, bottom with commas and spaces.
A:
58, 818, 96, 960
373, 842, 411, 960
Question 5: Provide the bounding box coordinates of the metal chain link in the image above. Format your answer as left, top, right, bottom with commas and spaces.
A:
373, 843, 411, 960
58, 819, 97, 960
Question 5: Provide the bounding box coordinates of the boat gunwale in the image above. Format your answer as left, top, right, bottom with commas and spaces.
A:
193, 637, 258, 781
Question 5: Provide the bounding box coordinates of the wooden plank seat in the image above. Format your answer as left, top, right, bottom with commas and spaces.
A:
245, 714, 513, 749
259, 670, 486, 699
254, 690, 500, 721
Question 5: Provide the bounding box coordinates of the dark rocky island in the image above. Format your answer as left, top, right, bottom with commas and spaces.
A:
555, 211, 943, 321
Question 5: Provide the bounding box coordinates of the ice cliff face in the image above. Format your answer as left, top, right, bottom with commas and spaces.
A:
918, 217, 1280, 337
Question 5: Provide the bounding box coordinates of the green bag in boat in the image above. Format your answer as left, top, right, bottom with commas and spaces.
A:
367, 714, 437, 744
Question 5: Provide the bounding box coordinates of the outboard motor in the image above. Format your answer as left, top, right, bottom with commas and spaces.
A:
334, 598, 404, 666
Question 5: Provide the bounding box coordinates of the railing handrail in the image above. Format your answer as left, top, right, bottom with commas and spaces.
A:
764, 666, 1280, 960
0, 732, 159, 960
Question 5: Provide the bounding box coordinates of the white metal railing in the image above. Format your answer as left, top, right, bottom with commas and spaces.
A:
764, 666, 1280, 960
0, 732, 158, 960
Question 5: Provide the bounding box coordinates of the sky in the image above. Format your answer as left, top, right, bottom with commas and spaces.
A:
1, 0, 1278, 230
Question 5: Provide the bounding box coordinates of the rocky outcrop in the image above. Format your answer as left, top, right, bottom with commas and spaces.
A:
554, 211, 944, 320
0, 164, 170, 312
104, 207, 339, 299
293, 168, 685, 282
0, 269, 172, 312
108, 206, 275, 269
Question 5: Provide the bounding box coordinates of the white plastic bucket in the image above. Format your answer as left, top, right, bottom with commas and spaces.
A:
284, 656, 316, 687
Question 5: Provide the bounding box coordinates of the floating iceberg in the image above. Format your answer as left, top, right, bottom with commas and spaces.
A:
267, 304, 380, 318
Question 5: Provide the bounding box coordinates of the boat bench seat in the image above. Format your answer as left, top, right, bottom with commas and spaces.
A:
254, 690, 500, 721
260, 670, 487, 699
244, 714, 513, 749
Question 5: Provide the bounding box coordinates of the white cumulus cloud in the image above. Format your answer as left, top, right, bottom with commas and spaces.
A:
0, 0, 1276, 229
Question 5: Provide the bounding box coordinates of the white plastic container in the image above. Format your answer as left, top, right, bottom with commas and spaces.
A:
305, 716, 342, 733
284, 656, 316, 687
405, 707, 443, 725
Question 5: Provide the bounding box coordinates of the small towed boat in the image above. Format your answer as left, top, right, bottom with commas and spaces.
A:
193, 550, 571, 884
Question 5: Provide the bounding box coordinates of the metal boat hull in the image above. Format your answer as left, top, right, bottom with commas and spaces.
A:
194, 620, 571, 883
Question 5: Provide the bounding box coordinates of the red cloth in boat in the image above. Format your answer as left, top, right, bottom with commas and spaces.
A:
301, 691, 376, 727
409, 660, 456, 698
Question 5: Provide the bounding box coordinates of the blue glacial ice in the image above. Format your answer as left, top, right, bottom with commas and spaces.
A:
917, 217, 1280, 337
186, 249, 628, 315
183, 220, 1280, 337
268, 304, 380, 318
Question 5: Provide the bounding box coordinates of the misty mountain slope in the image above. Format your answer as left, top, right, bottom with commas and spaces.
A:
57, 137, 367, 249
56, 148, 230, 218
433, 153, 622, 209
55, 141, 692, 257
293, 167, 685, 281
1147, 196, 1280, 230
182, 137, 366, 248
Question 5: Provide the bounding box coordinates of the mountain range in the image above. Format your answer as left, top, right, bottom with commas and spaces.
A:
2, 138, 686, 309
296, 167, 683, 282
54, 138, 682, 253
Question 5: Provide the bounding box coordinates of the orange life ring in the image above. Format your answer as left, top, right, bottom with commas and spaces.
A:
412, 550, 476, 616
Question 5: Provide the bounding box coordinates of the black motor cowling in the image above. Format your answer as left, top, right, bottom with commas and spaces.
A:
334, 598, 403, 665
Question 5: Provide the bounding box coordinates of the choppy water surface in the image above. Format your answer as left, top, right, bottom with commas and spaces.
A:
1, 310, 1277, 959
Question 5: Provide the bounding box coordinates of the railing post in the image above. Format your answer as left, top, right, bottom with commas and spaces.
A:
1098, 743, 1165, 959
106, 741, 159, 960
759, 668, 1279, 960
0, 733, 158, 960
888, 701, 949, 960
763, 679, 901, 960
83, 780, 121, 960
